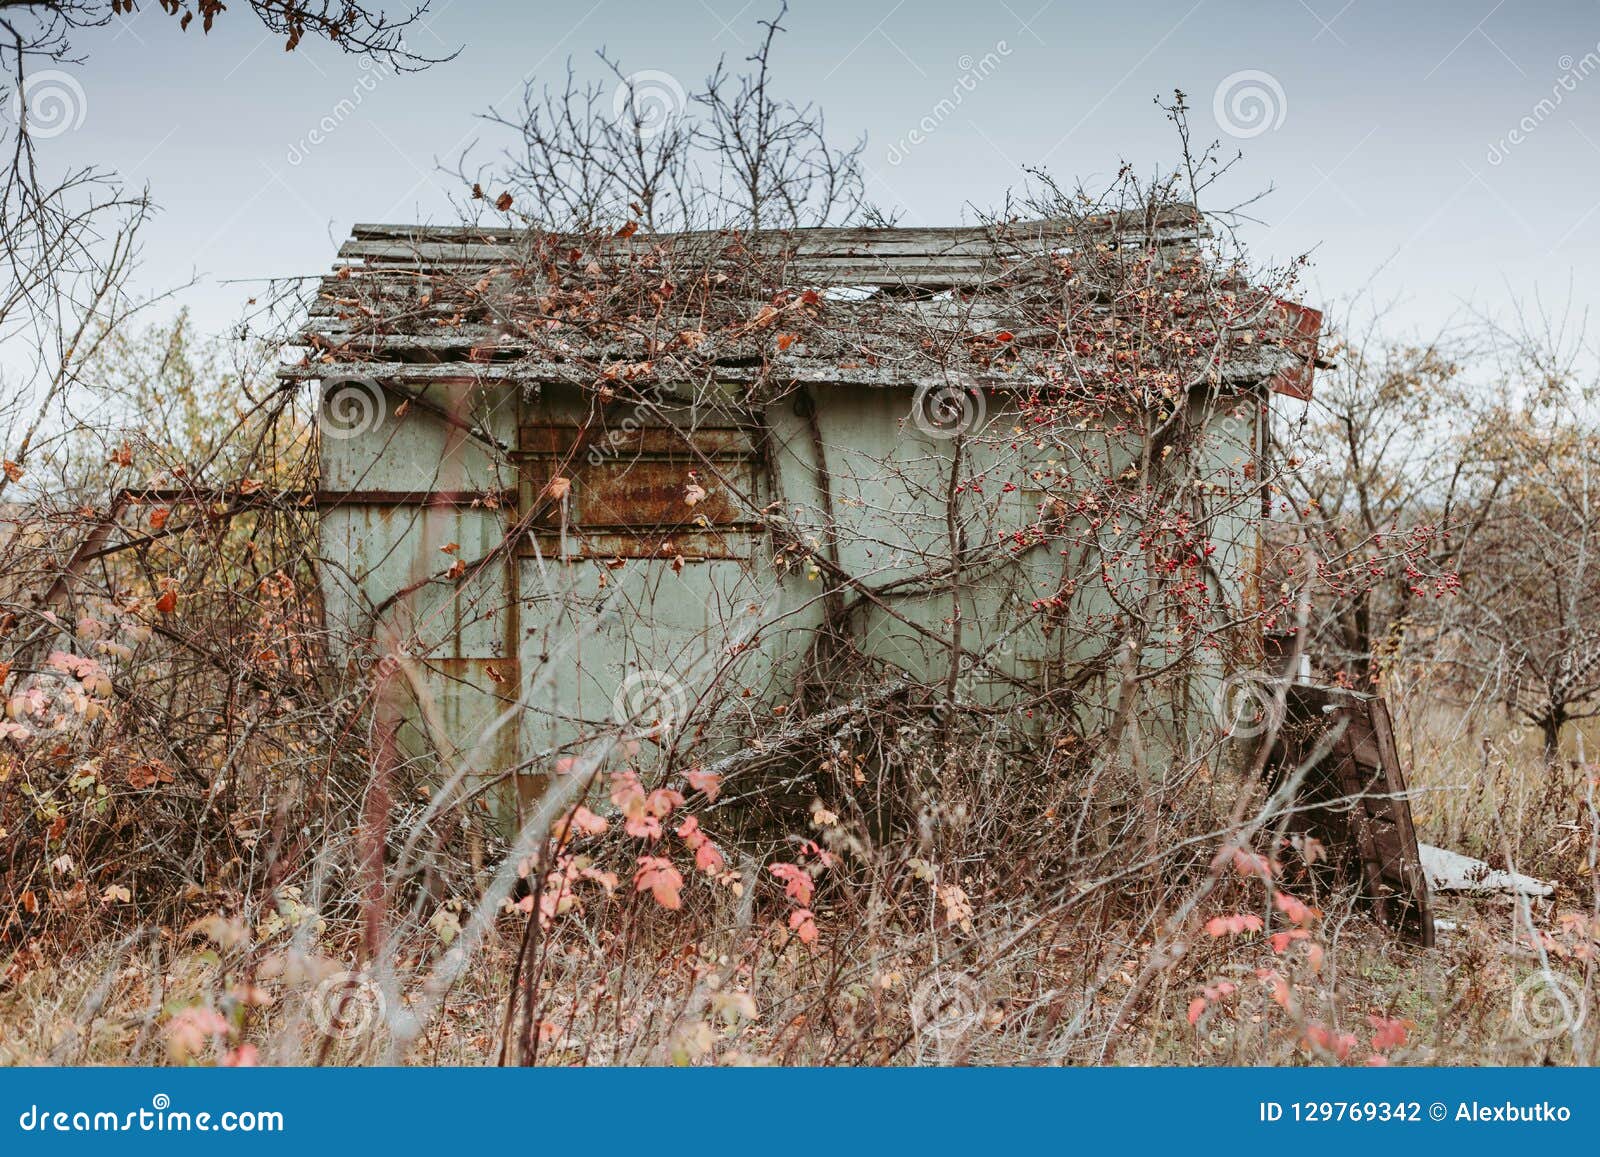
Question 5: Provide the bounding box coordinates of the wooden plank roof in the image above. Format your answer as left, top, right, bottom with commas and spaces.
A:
283, 208, 1320, 397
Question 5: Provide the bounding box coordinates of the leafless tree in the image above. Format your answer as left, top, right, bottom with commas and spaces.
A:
466, 2, 863, 232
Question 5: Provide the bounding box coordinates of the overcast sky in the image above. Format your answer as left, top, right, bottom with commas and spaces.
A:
16, 0, 1600, 356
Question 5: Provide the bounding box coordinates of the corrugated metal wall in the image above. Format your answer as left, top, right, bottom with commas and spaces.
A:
318, 375, 1262, 824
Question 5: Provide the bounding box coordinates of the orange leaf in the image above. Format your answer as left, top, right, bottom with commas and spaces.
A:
776, 332, 798, 352
154, 589, 178, 615
559, 805, 608, 838
1273, 890, 1317, 925
1368, 1015, 1410, 1052
633, 856, 683, 909
128, 760, 175, 790
788, 908, 819, 944
149, 507, 171, 530
770, 862, 814, 906
684, 768, 720, 801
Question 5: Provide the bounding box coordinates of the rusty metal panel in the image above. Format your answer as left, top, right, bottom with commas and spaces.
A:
518, 420, 761, 559
519, 424, 752, 457
525, 457, 755, 531
1269, 302, 1323, 400
1267, 685, 1435, 946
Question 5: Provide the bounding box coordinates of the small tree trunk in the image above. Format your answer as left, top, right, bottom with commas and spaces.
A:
1540, 714, 1563, 764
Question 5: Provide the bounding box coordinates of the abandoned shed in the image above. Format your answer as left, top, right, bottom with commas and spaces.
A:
284, 208, 1432, 942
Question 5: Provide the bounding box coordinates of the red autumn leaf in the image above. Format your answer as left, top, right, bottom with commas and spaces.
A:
154, 589, 178, 615
634, 856, 683, 910
770, 862, 813, 906
1367, 1015, 1410, 1052
1204, 912, 1263, 937
1303, 1022, 1357, 1061
776, 332, 799, 352
995, 330, 1014, 342
693, 839, 725, 874
1231, 849, 1273, 879
788, 908, 818, 944
127, 760, 175, 790
1268, 928, 1309, 953
625, 812, 662, 841
149, 507, 171, 530
646, 787, 684, 817
1273, 890, 1316, 925
684, 768, 720, 801
676, 817, 726, 874
559, 805, 608, 838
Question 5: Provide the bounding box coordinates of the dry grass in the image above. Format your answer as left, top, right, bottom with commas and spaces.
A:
2, 690, 1594, 1069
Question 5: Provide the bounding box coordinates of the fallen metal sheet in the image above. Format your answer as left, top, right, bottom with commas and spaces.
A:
1267, 684, 1436, 947
1418, 843, 1554, 898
